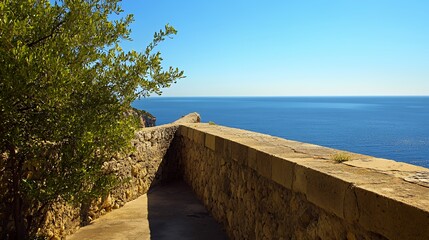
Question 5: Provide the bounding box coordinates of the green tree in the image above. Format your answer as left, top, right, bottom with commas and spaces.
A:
0, 0, 184, 238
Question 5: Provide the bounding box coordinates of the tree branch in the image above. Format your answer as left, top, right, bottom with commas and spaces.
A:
27, 18, 66, 48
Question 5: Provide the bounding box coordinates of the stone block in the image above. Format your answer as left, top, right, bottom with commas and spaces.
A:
215, 136, 231, 159
256, 151, 272, 179
306, 168, 349, 218
177, 125, 188, 138
292, 164, 308, 195
192, 129, 205, 145
271, 156, 294, 190
231, 141, 248, 165
343, 185, 359, 223
143, 132, 152, 141
186, 127, 194, 140
205, 133, 216, 151
354, 185, 429, 240
248, 148, 257, 171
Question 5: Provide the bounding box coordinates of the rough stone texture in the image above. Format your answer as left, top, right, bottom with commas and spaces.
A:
34, 114, 199, 239
36, 124, 179, 238
127, 107, 157, 127
175, 123, 429, 240
173, 112, 201, 124
5, 113, 429, 239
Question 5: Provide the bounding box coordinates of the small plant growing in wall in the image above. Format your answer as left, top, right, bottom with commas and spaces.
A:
332, 152, 351, 163
208, 121, 217, 125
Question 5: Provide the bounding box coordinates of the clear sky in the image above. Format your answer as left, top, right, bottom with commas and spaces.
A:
118, 0, 429, 96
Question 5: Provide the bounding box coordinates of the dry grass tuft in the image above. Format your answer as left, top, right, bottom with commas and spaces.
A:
332, 152, 351, 163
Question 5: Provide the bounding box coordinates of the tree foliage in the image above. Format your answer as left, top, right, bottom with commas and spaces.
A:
0, 0, 184, 238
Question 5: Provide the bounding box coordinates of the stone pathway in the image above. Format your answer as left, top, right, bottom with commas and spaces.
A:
67, 181, 227, 240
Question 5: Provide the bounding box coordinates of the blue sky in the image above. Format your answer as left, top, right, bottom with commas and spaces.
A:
119, 0, 429, 96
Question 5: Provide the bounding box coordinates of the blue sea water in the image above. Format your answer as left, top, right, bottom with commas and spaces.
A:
132, 97, 429, 169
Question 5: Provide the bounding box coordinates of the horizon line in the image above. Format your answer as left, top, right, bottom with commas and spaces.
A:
148, 95, 429, 98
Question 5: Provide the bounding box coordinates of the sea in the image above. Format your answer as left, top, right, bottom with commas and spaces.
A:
132, 97, 429, 169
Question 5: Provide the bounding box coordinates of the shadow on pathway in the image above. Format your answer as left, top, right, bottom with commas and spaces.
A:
67, 181, 227, 240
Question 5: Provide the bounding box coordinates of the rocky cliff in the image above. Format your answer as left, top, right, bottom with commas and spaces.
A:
127, 107, 156, 128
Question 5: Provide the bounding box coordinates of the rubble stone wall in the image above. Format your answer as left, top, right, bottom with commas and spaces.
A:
175, 123, 429, 240
40, 113, 201, 239
40, 113, 201, 238
40, 124, 180, 238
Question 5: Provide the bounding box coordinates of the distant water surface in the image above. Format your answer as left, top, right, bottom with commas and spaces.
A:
132, 97, 429, 168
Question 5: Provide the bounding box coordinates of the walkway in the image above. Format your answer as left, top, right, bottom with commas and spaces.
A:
67, 181, 227, 240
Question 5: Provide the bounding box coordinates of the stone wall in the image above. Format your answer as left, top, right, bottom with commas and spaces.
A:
38, 124, 179, 238
4, 112, 428, 240
36, 113, 200, 239
174, 123, 429, 240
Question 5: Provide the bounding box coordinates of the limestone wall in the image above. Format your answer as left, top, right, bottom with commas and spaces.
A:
34, 112, 201, 239
39, 124, 180, 238
174, 123, 429, 240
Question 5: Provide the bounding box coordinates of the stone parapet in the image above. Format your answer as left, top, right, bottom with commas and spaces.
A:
175, 123, 429, 240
